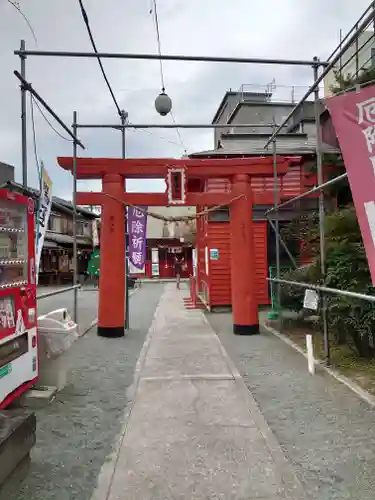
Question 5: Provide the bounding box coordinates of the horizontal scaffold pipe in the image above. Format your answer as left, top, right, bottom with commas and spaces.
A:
268, 278, 375, 303
265, 172, 348, 214
14, 49, 329, 67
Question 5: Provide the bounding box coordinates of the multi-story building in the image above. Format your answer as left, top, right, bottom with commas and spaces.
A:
189, 83, 340, 309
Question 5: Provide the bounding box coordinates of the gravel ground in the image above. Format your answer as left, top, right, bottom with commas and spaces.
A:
11, 283, 164, 500
207, 311, 375, 500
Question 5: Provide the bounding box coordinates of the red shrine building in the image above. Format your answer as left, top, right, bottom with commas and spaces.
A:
187, 86, 340, 310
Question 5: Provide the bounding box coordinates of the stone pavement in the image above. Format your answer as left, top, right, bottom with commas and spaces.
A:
93, 284, 307, 500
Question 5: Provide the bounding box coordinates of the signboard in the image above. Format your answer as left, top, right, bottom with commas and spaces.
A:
35, 164, 53, 283
128, 260, 144, 275
127, 206, 148, 270
151, 263, 159, 276
325, 85, 375, 285
210, 248, 219, 260
303, 289, 319, 311
92, 219, 99, 247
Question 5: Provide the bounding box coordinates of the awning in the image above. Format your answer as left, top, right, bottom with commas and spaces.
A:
45, 232, 74, 245
42, 240, 58, 249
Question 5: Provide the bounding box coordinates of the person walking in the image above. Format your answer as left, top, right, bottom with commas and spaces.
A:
174, 253, 185, 290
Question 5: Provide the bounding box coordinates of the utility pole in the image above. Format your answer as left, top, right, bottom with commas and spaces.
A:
20, 40, 27, 187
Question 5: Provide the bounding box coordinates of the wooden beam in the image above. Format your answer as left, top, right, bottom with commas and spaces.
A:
58, 156, 289, 179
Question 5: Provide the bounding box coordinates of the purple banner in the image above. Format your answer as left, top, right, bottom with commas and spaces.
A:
128, 206, 148, 269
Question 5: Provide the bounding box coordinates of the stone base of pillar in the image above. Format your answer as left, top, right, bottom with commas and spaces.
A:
233, 323, 259, 336
97, 326, 125, 338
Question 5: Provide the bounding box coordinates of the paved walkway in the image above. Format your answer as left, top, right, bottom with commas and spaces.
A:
93, 284, 307, 500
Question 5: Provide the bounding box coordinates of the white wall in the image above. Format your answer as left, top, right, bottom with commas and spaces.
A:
146, 206, 196, 239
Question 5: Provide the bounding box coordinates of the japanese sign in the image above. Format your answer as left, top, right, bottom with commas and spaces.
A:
325, 85, 375, 286
35, 164, 53, 283
127, 206, 148, 270
210, 248, 219, 260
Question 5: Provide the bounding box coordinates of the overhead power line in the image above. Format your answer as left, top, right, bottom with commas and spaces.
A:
77, 0, 187, 152
149, 0, 189, 153
77, 0, 122, 117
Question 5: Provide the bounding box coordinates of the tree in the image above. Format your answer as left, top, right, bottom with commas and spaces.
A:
87, 248, 100, 277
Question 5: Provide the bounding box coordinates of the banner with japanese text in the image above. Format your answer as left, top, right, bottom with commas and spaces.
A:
35, 165, 53, 283
127, 206, 148, 269
325, 85, 375, 285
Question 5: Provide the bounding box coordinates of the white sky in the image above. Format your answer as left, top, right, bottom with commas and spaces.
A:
0, 0, 372, 198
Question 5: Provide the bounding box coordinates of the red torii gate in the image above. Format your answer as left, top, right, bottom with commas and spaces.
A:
57, 156, 288, 338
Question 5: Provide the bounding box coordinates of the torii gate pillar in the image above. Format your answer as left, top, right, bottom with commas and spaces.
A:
98, 174, 126, 337
230, 174, 258, 335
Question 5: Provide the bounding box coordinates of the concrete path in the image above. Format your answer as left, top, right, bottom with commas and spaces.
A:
95, 284, 307, 500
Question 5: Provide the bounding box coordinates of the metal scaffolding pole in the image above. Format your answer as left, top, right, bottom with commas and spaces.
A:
72, 111, 78, 324
13, 49, 329, 67
14, 71, 85, 149
272, 121, 281, 323
265, 173, 348, 214
75, 123, 280, 129
313, 61, 330, 366
264, 6, 375, 148
121, 110, 130, 330
20, 40, 27, 187
266, 216, 298, 269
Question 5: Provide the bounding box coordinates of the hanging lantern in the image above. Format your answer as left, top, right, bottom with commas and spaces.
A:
155, 90, 172, 116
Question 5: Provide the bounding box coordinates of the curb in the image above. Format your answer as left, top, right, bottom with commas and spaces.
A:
262, 322, 375, 409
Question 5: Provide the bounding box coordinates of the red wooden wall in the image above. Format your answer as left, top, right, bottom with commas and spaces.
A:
205, 220, 269, 307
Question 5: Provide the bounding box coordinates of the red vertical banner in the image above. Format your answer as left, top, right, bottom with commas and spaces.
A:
325, 85, 375, 286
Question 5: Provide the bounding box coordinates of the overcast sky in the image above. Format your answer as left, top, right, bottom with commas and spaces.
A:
0, 0, 371, 199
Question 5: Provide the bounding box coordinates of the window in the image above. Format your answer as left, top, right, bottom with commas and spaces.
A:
371, 48, 375, 67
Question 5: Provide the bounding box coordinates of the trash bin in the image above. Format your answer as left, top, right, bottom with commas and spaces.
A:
37, 308, 78, 391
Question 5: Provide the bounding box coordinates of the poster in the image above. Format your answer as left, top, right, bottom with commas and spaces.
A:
127, 206, 148, 270
325, 85, 375, 286
35, 164, 53, 283
92, 219, 99, 247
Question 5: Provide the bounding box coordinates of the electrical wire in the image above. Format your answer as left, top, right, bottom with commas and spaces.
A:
77, 0, 122, 117
149, 0, 189, 154
7, 0, 38, 45
151, 0, 166, 92
31, 95, 73, 142
77, 0, 186, 152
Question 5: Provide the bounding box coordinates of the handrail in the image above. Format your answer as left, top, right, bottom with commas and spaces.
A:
37, 284, 81, 301
268, 278, 375, 303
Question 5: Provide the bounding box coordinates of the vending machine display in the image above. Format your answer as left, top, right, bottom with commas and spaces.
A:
0, 191, 38, 408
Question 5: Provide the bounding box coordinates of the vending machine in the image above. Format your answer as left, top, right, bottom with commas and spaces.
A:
0, 190, 38, 408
